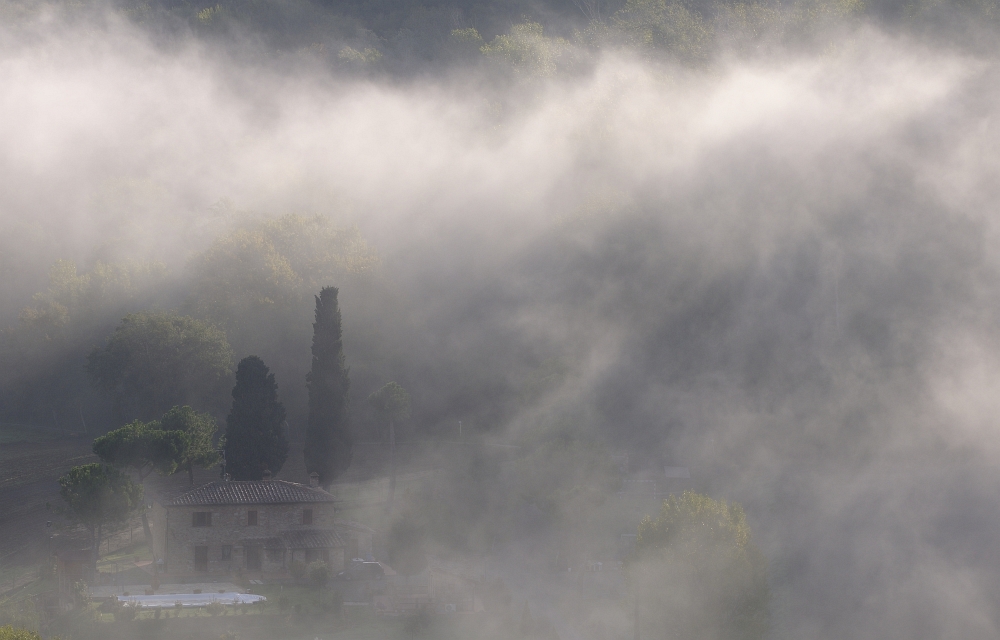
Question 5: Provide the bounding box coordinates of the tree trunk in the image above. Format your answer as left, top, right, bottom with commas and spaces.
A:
95, 523, 103, 566
90, 525, 99, 569
387, 420, 396, 513
142, 511, 160, 570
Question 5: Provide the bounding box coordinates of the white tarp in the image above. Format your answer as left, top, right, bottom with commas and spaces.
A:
116, 593, 265, 608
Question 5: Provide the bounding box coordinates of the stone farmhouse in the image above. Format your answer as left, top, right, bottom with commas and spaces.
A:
150, 473, 375, 579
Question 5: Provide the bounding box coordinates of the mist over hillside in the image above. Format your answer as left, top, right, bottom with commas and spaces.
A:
3, 0, 1000, 637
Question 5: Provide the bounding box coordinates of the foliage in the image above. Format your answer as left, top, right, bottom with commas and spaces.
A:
188, 215, 378, 337
338, 46, 383, 66
631, 491, 769, 640
306, 561, 330, 588
367, 382, 411, 426
0, 626, 42, 640
481, 22, 568, 76
114, 600, 139, 622
72, 580, 91, 607
87, 312, 233, 421
159, 405, 221, 483
0, 601, 39, 635
92, 420, 184, 480
289, 559, 307, 580
611, 0, 712, 63
1, 259, 169, 425
58, 463, 143, 562
305, 287, 352, 488
59, 462, 142, 526
223, 356, 289, 480
206, 600, 225, 616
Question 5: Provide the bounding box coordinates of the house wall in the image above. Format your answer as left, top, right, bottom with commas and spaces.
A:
161, 501, 337, 576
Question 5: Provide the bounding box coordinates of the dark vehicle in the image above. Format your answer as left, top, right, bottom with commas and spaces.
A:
335, 561, 386, 581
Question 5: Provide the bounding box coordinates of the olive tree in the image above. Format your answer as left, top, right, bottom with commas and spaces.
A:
630, 491, 769, 640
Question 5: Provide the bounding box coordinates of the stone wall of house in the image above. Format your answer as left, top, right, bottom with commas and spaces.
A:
161, 501, 337, 576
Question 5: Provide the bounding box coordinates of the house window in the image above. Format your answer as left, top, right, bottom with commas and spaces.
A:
305, 549, 329, 563
247, 510, 258, 526
221, 545, 232, 561
302, 509, 313, 525
192, 512, 211, 527
194, 546, 208, 571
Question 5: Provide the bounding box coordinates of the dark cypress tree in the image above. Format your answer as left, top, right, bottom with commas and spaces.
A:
224, 356, 289, 480
305, 287, 352, 488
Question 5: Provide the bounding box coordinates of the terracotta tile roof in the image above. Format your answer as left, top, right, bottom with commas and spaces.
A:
282, 529, 345, 549
167, 480, 336, 506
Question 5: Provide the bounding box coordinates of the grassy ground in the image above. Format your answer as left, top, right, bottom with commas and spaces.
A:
0, 423, 77, 445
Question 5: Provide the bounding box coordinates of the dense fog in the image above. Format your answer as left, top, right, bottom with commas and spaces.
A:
3, 0, 1000, 637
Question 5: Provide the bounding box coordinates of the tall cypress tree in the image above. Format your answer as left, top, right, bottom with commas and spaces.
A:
305, 287, 352, 488
224, 356, 289, 480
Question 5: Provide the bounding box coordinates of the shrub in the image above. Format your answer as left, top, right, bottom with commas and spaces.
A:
72, 581, 91, 607
114, 601, 138, 622
0, 626, 42, 640
206, 600, 225, 616
306, 561, 329, 588
277, 596, 290, 613
98, 598, 120, 614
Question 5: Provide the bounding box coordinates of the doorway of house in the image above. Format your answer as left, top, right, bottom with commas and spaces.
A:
246, 545, 261, 571
195, 546, 208, 572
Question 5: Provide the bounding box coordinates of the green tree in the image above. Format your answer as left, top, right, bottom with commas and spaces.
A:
631, 491, 769, 640
480, 21, 568, 76
305, 287, 352, 488
0, 626, 42, 640
87, 312, 233, 421
1, 259, 168, 428
92, 420, 184, 481
58, 463, 143, 566
223, 356, 288, 480
368, 382, 410, 511
91, 418, 183, 564
611, 0, 712, 63
159, 405, 221, 484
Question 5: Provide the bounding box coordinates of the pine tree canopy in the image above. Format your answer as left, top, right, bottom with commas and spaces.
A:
224, 355, 289, 480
